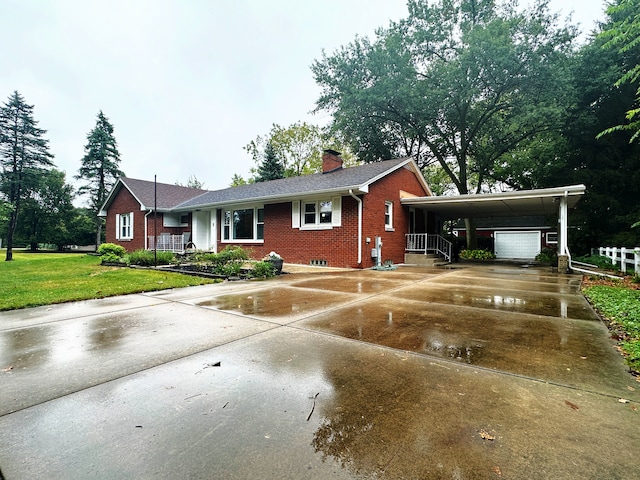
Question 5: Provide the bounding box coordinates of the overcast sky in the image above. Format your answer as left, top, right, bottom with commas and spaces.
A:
1, 0, 608, 199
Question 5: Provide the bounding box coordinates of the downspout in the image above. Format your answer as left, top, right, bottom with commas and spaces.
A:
144, 210, 152, 250
349, 189, 362, 265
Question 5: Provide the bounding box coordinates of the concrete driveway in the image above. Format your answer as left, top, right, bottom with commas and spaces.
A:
1, 264, 638, 479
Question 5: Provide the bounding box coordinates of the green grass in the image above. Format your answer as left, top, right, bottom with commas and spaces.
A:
583, 284, 640, 373
0, 250, 217, 311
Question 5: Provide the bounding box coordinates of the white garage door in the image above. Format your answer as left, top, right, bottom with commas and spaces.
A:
494, 231, 541, 260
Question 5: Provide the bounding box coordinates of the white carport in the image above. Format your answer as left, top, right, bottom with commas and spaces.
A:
401, 184, 586, 267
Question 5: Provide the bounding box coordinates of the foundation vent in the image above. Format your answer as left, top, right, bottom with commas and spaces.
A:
310, 259, 328, 267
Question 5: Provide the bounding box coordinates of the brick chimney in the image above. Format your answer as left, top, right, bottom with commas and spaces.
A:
322, 149, 343, 174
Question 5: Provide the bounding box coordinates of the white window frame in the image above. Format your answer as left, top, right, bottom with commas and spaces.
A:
546, 232, 558, 244
221, 206, 264, 243
297, 197, 342, 230
385, 201, 394, 231
116, 212, 133, 240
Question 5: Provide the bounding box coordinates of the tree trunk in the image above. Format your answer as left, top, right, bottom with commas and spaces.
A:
95, 219, 102, 250
464, 218, 478, 250
5, 211, 16, 261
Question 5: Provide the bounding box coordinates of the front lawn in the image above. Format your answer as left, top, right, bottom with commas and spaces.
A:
0, 251, 217, 311
583, 278, 640, 375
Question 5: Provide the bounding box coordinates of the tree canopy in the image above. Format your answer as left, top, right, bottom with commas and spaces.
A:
313, 0, 577, 196
597, 0, 640, 143
238, 121, 358, 185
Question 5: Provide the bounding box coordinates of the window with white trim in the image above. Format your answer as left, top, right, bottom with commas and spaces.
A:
294, 197, 342, 230
303, 200, 333, 226
385, 201, 394, 231
115, 212, 133, 240
222, 207, 264, 242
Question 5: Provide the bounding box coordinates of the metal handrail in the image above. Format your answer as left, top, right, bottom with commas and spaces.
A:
406, 234, 452, 262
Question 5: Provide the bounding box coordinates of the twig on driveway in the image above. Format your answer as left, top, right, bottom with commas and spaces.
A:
306, 392, 320, 421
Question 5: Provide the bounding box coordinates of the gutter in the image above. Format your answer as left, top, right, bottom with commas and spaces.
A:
349, 189, 363, 265
567, 248, 622, 279
144, 210, 153, 250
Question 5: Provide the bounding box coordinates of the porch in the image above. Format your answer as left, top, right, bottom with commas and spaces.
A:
405, 234, 452, 262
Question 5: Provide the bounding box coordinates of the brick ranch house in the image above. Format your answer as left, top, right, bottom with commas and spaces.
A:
99, 151, 434, 269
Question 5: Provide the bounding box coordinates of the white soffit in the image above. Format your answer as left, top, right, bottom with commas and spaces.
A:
401, 185, 586, 219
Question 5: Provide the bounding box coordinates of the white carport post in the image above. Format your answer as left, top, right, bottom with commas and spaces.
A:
557, 191, 569, 272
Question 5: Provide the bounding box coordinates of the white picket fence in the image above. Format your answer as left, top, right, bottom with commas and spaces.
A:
598, 246, 640, 274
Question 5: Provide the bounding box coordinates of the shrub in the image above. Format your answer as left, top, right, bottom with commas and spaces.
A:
535, 247, 557, 264
128, 249, 175, 266
100, 252, 126, 264
459, 249, 496, 260
97, 243, 126, 258
215, 245, 250, 265
98, 243, 126, 264
181, 246, 251, 277
252, 261, 276, 279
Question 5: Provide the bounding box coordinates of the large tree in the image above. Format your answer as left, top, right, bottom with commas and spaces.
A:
75, 111, 124, 247
0, 91, 54, 261
16, 169, 75, 251
239, 121, 358, 184
553, 1, 640, 253
312, 0, 577, 246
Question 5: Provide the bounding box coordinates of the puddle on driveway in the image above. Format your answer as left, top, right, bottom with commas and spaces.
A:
394, 284, 595, 320
0, 314, 139, 369
196, 286, 351, 318
290, 276, 402, 294
299, 298, 629, 393
436, 274, 581, 295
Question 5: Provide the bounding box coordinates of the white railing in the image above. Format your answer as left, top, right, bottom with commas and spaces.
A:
598, 247, 640, 274
148, 234, 186, 254
406, 234, 452, 261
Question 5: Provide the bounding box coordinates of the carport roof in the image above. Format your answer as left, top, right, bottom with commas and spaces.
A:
401, 184, 585, 219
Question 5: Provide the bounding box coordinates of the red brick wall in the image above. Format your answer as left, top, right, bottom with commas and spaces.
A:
361, 165, 430, 267
105, 189, 194, 252
105, 188, 146, 251
223, 198, 361, 268
222, 164, 429, 268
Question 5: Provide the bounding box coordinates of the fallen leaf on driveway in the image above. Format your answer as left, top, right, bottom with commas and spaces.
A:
2, 366, 13, 372
618, 398, 629, 404
479, 429, 495, 440
492, 465, 502, 476
564, 400, 579, 410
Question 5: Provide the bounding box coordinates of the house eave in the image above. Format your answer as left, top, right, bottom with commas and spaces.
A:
175, 185, 370, 211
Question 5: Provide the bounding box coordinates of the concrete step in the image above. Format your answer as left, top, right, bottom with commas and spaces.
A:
404, 253, 442, 266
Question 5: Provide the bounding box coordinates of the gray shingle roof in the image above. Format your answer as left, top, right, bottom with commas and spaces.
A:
119, 178, 207, 210
176, 158, 412, 209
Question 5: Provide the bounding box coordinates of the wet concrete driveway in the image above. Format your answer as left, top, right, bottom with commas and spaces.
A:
1, 264, 639, 479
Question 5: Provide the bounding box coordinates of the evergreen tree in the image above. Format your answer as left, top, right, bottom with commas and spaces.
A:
0, 91, 54, 261
255, 142, 284, 182
75, 111, 124, 247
